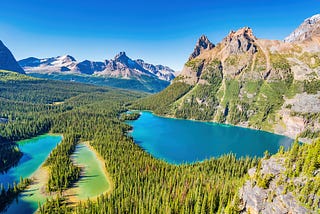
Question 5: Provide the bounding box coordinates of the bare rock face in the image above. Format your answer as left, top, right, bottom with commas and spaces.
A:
219, 27, 258, 78
284, 14, 320, 43
0, 40, 25, 74
178, 65, 201, 85
239, 157, 310, 214
189, 35, 214, 60
222, 27, 257, 55
286, 92, 320, 114
274, 92, 320, 141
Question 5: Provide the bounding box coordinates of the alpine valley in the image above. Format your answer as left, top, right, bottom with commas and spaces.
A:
0, 11, 319, 214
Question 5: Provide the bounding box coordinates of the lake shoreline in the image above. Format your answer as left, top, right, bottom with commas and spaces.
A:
28, 166, 49, 197
84, 142, 114, 196
129, 109, 302, 142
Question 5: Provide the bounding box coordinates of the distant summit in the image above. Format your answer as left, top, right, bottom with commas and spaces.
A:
189, 35, 214, 60
0, 40, 25, 74
284, 14, 320, 43
114, 51, 130, 63
19, 52, 176, 82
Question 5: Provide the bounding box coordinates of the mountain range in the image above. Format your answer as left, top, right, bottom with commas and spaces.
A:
0, 39, 176, 93
19, 52, 175, 79
135, 14, 320, 143
18, 52, 176, 93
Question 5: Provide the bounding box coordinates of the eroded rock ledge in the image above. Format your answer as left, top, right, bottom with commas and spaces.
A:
238, 157, 313, 214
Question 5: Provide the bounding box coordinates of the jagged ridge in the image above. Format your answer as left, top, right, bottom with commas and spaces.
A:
19, 52, 176, 82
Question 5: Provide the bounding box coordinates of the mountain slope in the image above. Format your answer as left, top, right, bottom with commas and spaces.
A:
0, 41, 25, 74
134, 15, 320, 142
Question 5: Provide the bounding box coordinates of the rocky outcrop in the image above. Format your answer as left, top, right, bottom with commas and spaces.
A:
189, 35, 214, 60
274, 92, 320, 140
19, 52, 176, 81
284, 14, 320, 43
0, 40, 25, 74
285, 92, 320, 113
239, 157, 310, 214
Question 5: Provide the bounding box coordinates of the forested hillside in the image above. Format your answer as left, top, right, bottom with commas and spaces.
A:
0, 70, 258, 213
0, 69, 142, 173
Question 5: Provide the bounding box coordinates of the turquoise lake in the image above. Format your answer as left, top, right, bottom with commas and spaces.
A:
0, 134, 62, 214
127, 111, 294, 164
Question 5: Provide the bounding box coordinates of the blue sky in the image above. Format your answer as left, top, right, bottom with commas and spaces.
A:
0, 0, 319, 70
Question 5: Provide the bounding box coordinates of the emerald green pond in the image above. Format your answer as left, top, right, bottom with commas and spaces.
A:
71, 143, 110, 200
127, 111, 294, 164
0, 134, 62, 214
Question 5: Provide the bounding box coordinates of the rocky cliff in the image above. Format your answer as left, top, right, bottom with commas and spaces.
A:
0, 41, 25, 74
235, 138, 320, 213
189, 35, 215, 60
136, 14, 320, 142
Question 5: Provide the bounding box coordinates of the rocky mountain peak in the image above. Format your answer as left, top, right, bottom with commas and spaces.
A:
224, 27, 256, 43
114, 51, 129, 62
58, 55, 76, 64
0, 40, 25, 74
62, 55, 76, 61
136, 59, 144, 64
306, 14, 320, 24
284, 14, 320, 43
189, 35, 215, 60
223, 27, 257, 54
111, 51, 142, 72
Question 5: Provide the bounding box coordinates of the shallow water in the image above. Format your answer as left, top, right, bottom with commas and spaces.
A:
71, 143, 110, 200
